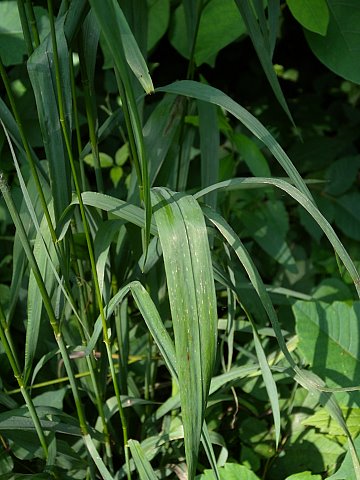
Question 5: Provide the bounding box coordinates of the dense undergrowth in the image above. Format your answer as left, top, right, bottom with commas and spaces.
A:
0, 1, 360, 479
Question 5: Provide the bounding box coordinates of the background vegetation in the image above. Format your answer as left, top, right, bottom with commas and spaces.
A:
0, 1, 360, 479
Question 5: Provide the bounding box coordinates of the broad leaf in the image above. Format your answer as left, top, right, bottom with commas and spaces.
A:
305, 0, 360, 84
303, 407, 360, 437
294, 300, 360, 404
198, 463, 261, 479
170, 0, 246, 66
287, 0, 329, 35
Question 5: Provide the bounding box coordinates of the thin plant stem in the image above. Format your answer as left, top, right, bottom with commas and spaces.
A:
25, 0, 40, 48
16, 0, 33, 56
0, 303, 20, 372
0, 176, 88, 434
0, 306, 48, 458
47, 2, 131, 476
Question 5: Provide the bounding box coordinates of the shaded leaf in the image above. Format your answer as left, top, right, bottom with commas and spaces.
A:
170, 0, 246, 67
287, 0, 329, 35
294, 300, 360, 404
305, 1, 360, 84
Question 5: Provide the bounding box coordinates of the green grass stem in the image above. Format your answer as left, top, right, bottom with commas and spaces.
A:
25, 0, 40, 48
47, 2, 131, 475
16, 0, 33, 56
0, 315, 49, 459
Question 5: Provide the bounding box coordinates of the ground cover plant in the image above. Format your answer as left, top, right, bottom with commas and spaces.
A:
0, 0, 360, 479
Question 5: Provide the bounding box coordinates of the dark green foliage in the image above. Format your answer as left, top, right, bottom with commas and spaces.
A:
0, 1, 360, 479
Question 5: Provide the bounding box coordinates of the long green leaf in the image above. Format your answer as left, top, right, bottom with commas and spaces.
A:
157, 81, 312, 200
151, 188, 218, 479
90, 0, 153, 94
234, 0, 293, 122
27, 15, 72, 221
128, 440, 158, 480
195, 177, 360, 295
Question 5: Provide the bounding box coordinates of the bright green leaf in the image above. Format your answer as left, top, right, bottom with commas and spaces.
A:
197, 462, 261, 479
285, 473, 322, 480
303, 407, 360, 437
110, 166, 123, 187
115, 143, 130, 166
152, 188, 218, 479
83, 152, 113, 168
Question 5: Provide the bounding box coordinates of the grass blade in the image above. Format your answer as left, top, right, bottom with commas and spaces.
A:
27, 16, 72, 221
157, 80, 311, 200
198, 100, 219, 210
195, 177, 360, 295
90, 0, 153, 94
128, 439, 158, 480
234, 0, 293, 123
151, 188, 218, 478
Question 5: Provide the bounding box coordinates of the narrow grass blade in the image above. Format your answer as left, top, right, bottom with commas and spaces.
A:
151, 188, 218, 478
56, 192, 157, 241
128, 439, 158, 480
89, 0, 153, 94
26, 209, 57, 382
27, 16, 72, 221
94, 219, 123, 299
234, 0, 293, 123
130, 281, 177, 380
195, 178, 360, 295
157, 81, 311, 200
201, 423, 221, 480
249, 316, 281, 447
198, 100, 219, 210
144, 94, 183, 185
83, 434, 114, 480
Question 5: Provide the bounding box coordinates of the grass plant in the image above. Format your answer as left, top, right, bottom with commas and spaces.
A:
1, 1, 360, 479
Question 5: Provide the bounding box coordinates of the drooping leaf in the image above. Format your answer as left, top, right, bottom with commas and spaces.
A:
90, 0, 153, 94
157, 81, 312, 200
234, 0, 293, 122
